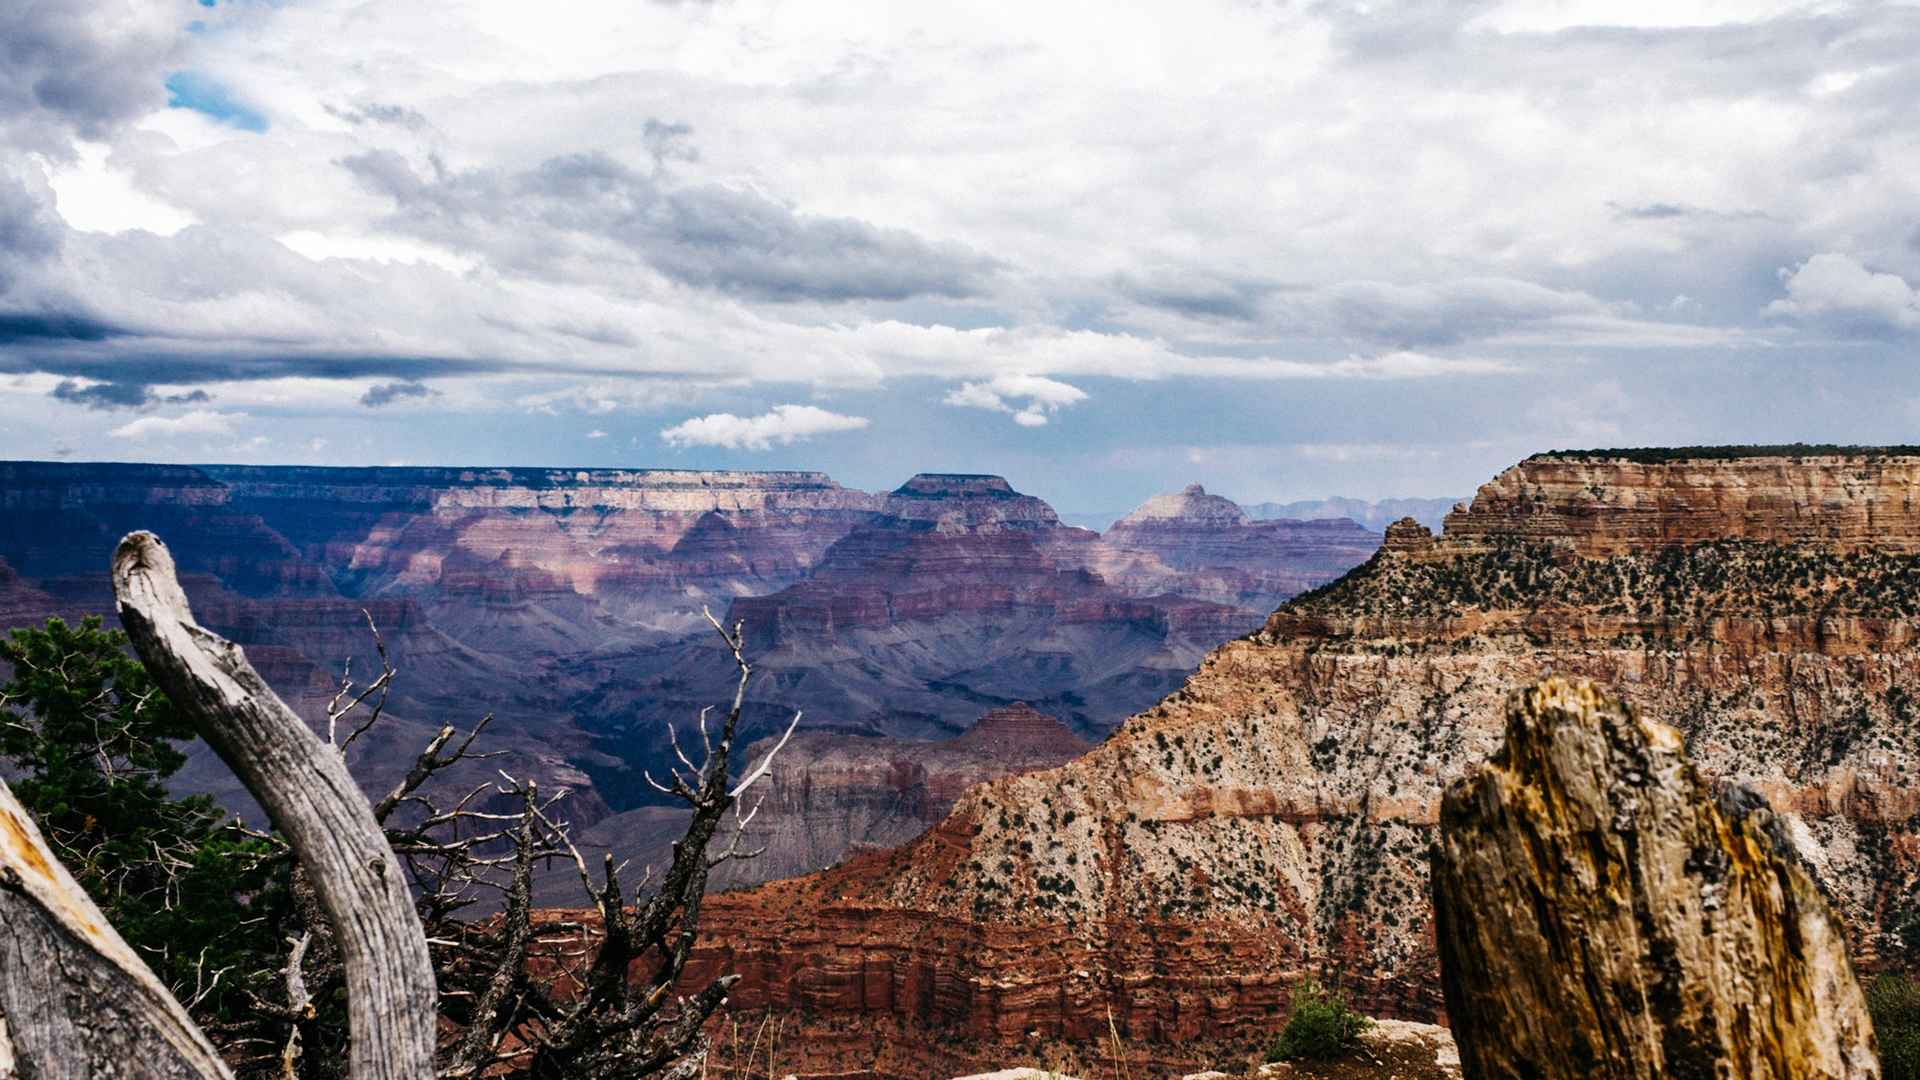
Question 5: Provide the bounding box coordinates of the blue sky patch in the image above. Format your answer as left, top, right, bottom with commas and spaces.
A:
164, 71, 267, 132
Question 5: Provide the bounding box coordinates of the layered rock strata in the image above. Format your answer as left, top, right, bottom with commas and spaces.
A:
687, 449, 1920, 1077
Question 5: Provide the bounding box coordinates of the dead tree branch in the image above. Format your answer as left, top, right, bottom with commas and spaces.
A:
113, 531, 437, 1080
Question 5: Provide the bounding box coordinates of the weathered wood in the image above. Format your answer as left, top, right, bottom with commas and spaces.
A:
0, 776, 232, 1078
113, 531, 437, 1080
1432, 678, 1879, 1079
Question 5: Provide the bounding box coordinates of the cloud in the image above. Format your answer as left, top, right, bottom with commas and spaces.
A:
359, 380, 436, 407
659, 404, 869, 451
343, 149, 999, 303
324, 101, 430, 131
584, 428, 607, 439
50, 379, 210, 410
108, 409, 245, 440
943, 373, 1087, 426
0, 1, 177, 154
1766, 253, 1920, 335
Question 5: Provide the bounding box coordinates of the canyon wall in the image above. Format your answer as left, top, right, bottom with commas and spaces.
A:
0, 464, 1376, 880
687, 449, 1920, 1078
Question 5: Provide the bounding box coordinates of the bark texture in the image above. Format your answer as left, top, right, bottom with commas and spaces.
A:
1432, 678, 1879, 1080
0, 777, 232, 1078
112, 531, 436, 1080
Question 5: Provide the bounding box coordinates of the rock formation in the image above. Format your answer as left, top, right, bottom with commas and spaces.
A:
685, 448, 1920, 1077
1433, 678, 1878, 1079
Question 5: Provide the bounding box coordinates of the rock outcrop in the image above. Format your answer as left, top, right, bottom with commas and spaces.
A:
686, 448, 1920, 1077
1433, 678, 1878, 1079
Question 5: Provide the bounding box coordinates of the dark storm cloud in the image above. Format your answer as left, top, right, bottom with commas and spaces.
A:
0, 312, 123, 343
49, 380, 211, 410
342, 149, 999, 302
0, 348, 541, 396
359, 380, 435, 407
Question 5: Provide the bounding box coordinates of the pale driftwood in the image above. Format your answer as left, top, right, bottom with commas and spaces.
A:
1432, 678, 1879, 1079
0, 775, 232, 1078
113, 531, 437, 1080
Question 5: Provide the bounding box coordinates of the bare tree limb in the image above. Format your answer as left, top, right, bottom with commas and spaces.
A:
113, 531, 437, 1080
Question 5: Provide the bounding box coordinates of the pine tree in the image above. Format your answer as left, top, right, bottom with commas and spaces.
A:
0, 615, 283, 1016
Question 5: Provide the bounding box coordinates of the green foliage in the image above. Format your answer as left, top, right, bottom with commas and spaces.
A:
1530, 443, 1920, 464
0, 615, 284, 1016
1870, 973, 1920, 1080
1265, 979, 1371, 1063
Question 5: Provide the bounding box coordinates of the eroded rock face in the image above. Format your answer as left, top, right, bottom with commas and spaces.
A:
1443, 451, 1920, 556
1433, 679, 1878, 1079
688, 450, 1920, 1077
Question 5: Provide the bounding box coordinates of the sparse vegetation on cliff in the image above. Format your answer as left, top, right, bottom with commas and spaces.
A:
1870, 973, 1920, 1080
1531, 443, 1920, 463
1265, 979, 1370, 1063
1281, 536, 1920, 624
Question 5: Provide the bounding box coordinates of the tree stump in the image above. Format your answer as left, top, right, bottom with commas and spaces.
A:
1432, 678, 1879, 1079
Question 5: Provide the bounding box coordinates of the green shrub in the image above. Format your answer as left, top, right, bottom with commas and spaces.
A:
1265, 978, 1371, 1063
1871, 972, 1920, 1080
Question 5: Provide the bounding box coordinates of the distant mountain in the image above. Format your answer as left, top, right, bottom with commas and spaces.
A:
1066, 494, 1460, 534
1243, 494, 1462, 532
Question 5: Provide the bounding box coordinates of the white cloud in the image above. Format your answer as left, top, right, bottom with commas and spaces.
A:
584, 428, 607, 439
1766, 253, 1920, 333
659, 404, 870, 451
943, 373, 1087, 426
108, 409, 247, 440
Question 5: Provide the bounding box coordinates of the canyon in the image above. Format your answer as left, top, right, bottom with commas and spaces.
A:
0, 462, 1378, 869
685, 449, 1920, 1077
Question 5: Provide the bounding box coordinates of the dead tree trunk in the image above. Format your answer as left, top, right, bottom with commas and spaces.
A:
113, 531, 437, 1080
1432, 678, 1879, 1079
0, 778, 235, 1079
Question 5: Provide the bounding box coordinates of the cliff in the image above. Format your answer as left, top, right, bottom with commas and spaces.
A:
1442, 450, 1920, 555
686, 448, 1920, 1077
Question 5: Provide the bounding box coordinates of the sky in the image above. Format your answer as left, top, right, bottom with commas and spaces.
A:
4, 1, 1920, 512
